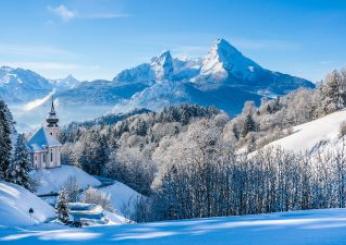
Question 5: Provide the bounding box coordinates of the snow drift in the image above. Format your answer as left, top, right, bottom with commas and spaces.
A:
2, 208, 346, 244
0, 181, 56, 227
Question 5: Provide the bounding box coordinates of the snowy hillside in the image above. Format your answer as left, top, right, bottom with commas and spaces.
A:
266, 109, 346, 153
2, 208, 346, 244
29, 165, 141, 219
99, 181, 144, 216
0, 181, 56, 227
29, 165, 101, 195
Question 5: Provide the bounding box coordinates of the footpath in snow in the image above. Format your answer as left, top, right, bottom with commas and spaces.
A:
1, 208, 346, 244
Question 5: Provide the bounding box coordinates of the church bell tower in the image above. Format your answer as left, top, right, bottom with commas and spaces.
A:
46, 96, 60, 138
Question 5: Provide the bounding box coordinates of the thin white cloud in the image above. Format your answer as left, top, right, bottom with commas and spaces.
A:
0, 43, 73, 57
48, 4, 129, 22
48, 5, 76, 22
0, 61, 81, 71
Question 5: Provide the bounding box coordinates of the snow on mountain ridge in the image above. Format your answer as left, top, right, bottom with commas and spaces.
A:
50, 74, 80, 89
110, 38, 314, 115
150, 50, 174, 82
0, 66, 54, 103
197, 38, 263, 87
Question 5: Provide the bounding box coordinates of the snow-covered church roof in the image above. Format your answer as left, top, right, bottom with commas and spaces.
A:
27, 127, 62, 151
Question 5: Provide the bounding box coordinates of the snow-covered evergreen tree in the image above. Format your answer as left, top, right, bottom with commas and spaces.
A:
0, 100, 12, 180
7, 134, 31, 189
241, 114, 256, 137
56, 189, 70, 223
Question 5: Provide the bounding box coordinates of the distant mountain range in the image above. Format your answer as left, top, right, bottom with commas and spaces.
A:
0, 66, 80, 102
0, 38, 315, 129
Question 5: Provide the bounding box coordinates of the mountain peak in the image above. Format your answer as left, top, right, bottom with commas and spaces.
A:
213, 38, 241, 56
199, 38, 261, 82
151, 50, 174, 81
151, 50, 173, 65
51, 74, 80, 89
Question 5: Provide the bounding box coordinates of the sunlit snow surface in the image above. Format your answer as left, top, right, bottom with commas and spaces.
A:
267, 109, 346, 154
2, 209, 346, 244
29, 165, 101, 196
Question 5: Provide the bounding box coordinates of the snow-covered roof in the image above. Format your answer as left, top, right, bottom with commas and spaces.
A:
27, 127, 61, 151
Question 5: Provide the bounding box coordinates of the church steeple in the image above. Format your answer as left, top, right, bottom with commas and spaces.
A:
46, 96, 59, 128
46, 96, 60, 138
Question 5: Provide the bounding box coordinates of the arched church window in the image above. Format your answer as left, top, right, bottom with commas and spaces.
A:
51, 150, 53, 162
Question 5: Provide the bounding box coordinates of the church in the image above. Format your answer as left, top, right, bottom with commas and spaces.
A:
27, 98, 62, 169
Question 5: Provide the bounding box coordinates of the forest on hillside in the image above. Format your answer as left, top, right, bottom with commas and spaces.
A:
56, 69, 346, 221
1, 69, 346, 222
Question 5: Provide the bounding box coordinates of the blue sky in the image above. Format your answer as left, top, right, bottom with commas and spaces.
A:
0, 0, 345, 82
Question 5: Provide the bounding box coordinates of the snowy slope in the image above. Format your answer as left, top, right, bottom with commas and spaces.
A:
98, 181, 144, 216
30, 165, 101, 195
0, 181, 56, 227
266, 109, 346, 153
2, 208, 346, 244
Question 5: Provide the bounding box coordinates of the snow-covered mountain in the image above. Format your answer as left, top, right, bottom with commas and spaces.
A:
0, 67, 79, 103
0, 66, 53, 103
193, 38, 314, 94
50, 75, 80, 90
111, 38, 314, 115
1, 38, 315, 129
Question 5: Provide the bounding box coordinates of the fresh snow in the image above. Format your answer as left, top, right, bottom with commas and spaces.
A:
267, 109, 346, 154
0, 181, 56, 227
2, 208, 346, 244
98, 181, 144, 216
29, 165, 101, 195
68, 202, 128, 225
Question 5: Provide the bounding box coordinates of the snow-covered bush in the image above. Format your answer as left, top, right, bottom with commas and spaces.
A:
62, 176, 81, 202
83, 187, 112, 211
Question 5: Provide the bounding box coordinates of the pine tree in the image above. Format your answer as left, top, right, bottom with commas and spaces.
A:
241, 114, 256, 137
56, 189, 70, 223
0, 100, 12, 180
7, 134, 31, 189
320, 70, 343, 114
